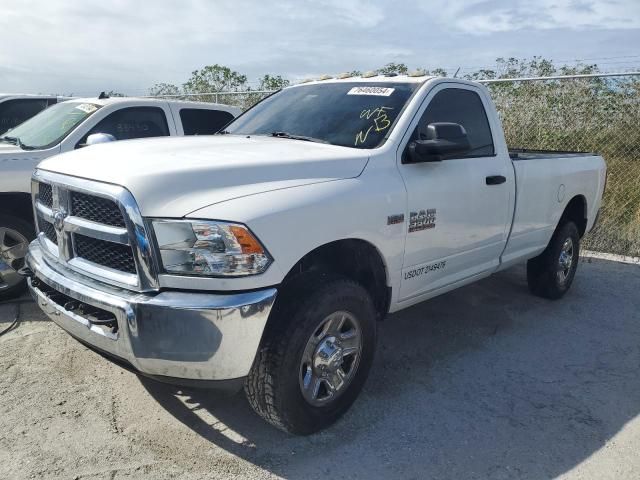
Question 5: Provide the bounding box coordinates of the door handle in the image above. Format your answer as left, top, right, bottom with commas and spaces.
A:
486, 175, 506, 185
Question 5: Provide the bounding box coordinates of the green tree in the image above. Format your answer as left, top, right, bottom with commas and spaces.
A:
183, 64, 248, 94
148, 82, 181, 96
464, 69, 497, 81
427, 68, 448, 77
258, 74, 290, 91
376, 62, 408, 75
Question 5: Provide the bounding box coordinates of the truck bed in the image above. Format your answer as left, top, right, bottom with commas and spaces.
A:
500, 148, 606, 268
509, 148, 596, 160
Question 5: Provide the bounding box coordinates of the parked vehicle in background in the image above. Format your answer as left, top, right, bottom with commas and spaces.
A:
0, 94, 70, 135
24, 75, 605, 434
0, 95, 240, 299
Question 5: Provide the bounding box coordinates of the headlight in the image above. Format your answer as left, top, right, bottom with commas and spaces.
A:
152, 220, 272, 276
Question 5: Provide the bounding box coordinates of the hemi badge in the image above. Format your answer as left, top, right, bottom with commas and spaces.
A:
387, 214, 404, 225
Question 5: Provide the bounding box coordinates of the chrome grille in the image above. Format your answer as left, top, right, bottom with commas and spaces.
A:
71, 191, 126, 227
39, 183, 53, 207
32, 171, 158, 292
74, 234, 136, 274
40, 217, 58, 245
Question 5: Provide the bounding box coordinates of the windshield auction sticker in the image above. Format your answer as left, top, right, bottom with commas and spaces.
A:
75, 104, 98, 114
347, 86, 395, 96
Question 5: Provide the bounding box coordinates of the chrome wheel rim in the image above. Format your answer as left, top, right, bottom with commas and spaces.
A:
0, 227, 29, 291
557, 237, 574, 285
299, 311, 362, 406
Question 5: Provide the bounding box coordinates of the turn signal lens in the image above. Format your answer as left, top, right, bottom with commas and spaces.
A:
229, 225, 264, 254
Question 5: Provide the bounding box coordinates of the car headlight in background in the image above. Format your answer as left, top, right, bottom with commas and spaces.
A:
152, 220, 271, 276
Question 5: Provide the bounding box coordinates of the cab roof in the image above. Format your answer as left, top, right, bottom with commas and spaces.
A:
64, 96, 240, 112
290, 74, 436, 88
0, 93, 66, 100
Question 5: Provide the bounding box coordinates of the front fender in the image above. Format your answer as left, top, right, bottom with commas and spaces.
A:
186, 172, 407, 294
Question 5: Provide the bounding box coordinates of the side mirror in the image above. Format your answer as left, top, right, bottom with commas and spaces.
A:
407, 122, 470, 163
86, 133, 116, 146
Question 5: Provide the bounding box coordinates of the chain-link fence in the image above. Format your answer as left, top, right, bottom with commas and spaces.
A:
148, 90, 274, 110
150, 73, 640, 257
481, 73, 640, 257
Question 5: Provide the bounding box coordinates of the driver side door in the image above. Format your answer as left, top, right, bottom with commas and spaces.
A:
397, 84, 513, 302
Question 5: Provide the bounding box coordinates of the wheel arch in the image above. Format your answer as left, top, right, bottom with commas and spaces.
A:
560, 195, 587, 237
0, 192, 34, 224
282, 238, 391, 321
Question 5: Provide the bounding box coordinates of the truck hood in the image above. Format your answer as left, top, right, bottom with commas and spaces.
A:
0, 143, 28, 157
0, 143, 52, 159
37, 135, 370, 217
0, 143, 21, 154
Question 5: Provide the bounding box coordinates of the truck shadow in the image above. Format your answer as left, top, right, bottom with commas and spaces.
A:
141, 260, 640, 479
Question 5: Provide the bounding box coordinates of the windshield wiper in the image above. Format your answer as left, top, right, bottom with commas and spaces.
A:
0, 136, 18, 145
217, 130, 231, 135
1, 135, 35, 150
270, 131, 328, 144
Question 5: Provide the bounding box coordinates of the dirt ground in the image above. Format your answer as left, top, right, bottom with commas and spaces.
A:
1, 258, 639, 480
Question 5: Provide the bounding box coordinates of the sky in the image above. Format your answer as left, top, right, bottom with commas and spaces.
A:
1, 0, 639, 96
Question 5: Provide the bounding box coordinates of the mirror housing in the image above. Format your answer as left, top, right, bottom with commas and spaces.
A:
407, 122, 470, 163
86, 133, 116, 146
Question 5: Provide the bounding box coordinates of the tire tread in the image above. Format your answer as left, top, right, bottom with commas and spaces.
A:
245, 273, 375, 434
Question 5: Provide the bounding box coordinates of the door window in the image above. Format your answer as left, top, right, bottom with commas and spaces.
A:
405, 88, 494, 161
80, 106, 169, 145
0, 99, 51, 135
179, 108, 235, 135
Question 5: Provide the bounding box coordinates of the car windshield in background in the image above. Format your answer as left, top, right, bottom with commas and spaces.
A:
0, 102, 101, 150
225, 82, 419, 149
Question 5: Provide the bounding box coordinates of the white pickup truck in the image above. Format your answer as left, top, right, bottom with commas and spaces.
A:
0, 96, 239, 298
24, 76, 606, 434
0, 94, 69, 135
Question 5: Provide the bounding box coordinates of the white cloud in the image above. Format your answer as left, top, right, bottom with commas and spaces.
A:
0, 0, 638, 94
422, 0, 640, 34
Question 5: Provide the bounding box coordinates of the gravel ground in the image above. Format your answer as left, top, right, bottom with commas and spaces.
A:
1, 257, 639, 480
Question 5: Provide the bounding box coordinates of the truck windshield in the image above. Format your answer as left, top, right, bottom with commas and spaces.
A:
225, 82, 419, 149
0, 102, 101, 150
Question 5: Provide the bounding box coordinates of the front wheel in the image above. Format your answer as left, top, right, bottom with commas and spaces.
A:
245, 274, 377, 435
0, 214, 34, 300
527, 221, 580, 300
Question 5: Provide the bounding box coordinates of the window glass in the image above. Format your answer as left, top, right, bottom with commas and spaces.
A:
0, 99, 50, 135
180, 108, 234, 135
0, 101, 100, 150
408, 88, 494, 159
82, 106, 169, 144
225, 82, 419, 149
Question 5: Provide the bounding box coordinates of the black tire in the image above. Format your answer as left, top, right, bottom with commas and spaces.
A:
245, 273, 377, 435
527, 221, 580, 300
0, 214, 34, 301
0, 214, 34, 300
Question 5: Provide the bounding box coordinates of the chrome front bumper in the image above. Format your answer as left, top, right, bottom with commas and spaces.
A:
26, 241, 277, 384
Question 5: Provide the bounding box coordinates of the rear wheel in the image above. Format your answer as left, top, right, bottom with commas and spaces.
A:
527, 221, 580, 300
245, 273, 377, 435
0, 214, 34, 300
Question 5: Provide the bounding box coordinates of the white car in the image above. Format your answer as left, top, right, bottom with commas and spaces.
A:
0, 94, 69, 135
0, 96, 240, 299
25, 76, 606, 434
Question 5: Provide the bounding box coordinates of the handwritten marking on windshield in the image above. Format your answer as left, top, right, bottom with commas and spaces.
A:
355, 106, 393, 146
